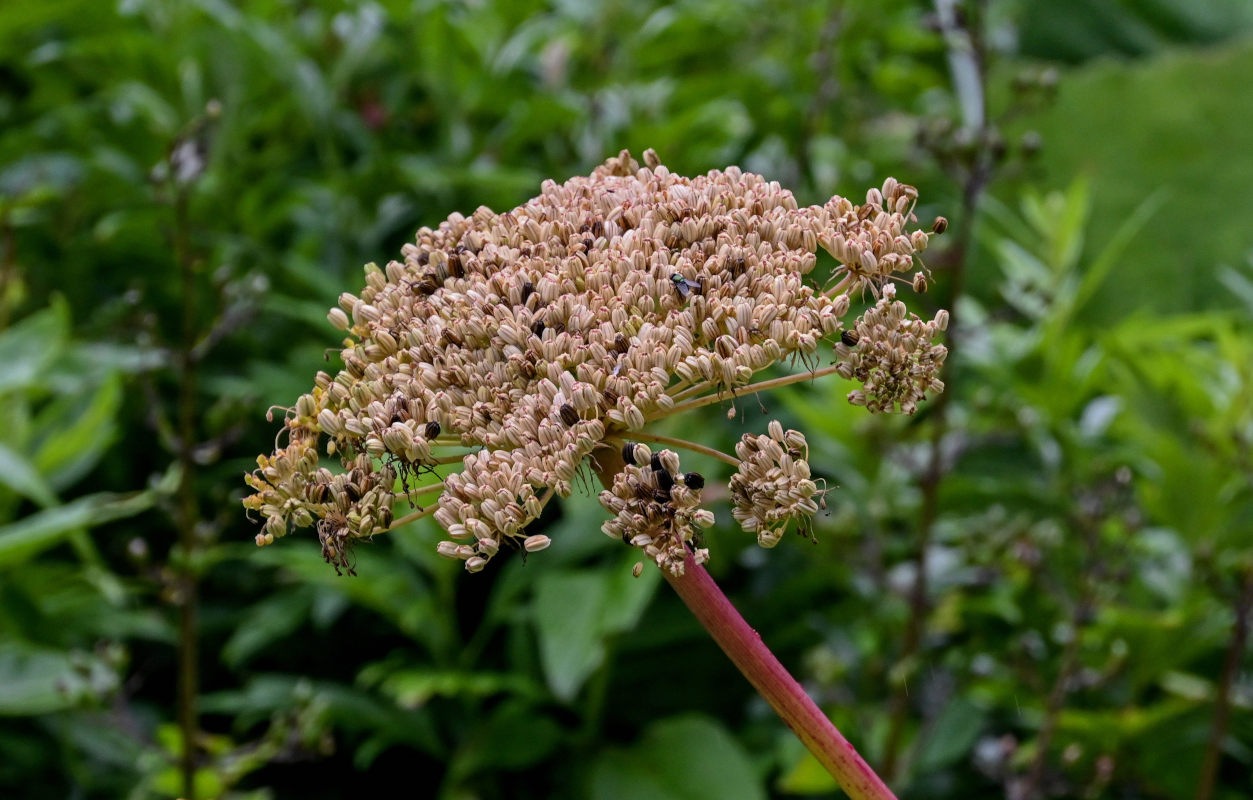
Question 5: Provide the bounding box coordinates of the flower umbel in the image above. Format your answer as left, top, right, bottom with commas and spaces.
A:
243, 149, 946, 572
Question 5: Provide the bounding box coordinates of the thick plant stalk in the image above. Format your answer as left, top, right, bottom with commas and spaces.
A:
663, 556, 897, 800
592, 446, 896, 800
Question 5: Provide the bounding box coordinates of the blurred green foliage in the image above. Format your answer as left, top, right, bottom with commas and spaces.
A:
1, 0, 1250, 798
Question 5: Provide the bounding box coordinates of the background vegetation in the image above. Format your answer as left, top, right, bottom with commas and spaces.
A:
1, 1, 1251, 798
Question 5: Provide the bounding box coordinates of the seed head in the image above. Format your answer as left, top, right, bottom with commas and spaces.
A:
243, 150, 944, 573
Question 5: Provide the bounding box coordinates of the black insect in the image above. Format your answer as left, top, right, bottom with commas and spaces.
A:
840, 329, 860, 347
558, 404, 580, 426
683, 472, 705, 490
653, 468, 674, 492
670, 273, 702, 299
424, 420, 441, 440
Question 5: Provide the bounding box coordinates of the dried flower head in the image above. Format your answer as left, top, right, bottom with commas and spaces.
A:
243, 150, 945, 573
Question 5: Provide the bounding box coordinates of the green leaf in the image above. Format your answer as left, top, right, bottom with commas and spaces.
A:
534, 571, 610, 701
0, 442, 58, 508
0, 642, 117, 715
220, 588, 313, 668
0, 300, 69, 395
0, 490, 155, 566
914, 697, 984, 773
32, 372, 123, 491
449, 700, 565, 780
590, 715, 765, 800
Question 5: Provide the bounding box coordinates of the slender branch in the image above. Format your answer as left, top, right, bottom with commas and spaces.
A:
172, 186, 200, 800
620, 431, 740, 468
668, 379, 717, 403
1195, 566, 1253, 800
879, 1, 992, 779
1024, 611, 1085, 798
648, 364, 843, 422
428, 453, 473, 465
400, 481, 445, 501
389, 504, 438, 530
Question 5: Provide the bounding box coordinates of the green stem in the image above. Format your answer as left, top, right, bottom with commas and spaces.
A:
173, 186, 200, 800
619, 431, 740, 468
647, 364, 844, 422
1194, 566, 1253, 800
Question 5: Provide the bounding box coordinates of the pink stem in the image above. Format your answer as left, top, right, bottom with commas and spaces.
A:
663, 552, 897, 800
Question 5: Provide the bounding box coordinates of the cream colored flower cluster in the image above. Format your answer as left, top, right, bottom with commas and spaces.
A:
730, 422, 821, 548
599, 446, 714, 576
243, 149, 945, 573
834, 284, 949, 415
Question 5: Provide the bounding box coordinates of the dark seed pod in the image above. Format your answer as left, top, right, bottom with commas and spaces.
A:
424, 420, 442, 440
521, 280, 535, 303
653, 489, 672, 503
531, 319, 546, 336
441, 328, 464, 347
591, 219, 604, 238
650, 453, 662, 471
345, 483, 362, 502
559, 404, 579, 426
601, 388, 619, 406
932, 216, 949, 234
416, 277, 439, 296
613, 333, 630, 354
653, 468, 674, 492
840, 329, 860, 347
621, 442, 638, 465
682, 472, 705, 490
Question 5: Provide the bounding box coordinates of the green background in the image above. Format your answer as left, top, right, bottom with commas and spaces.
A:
1, 1, 1251, 798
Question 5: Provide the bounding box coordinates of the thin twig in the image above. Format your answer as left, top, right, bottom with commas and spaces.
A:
1195, 566, 1253, 800
172, 185, 200, 800
620, 431, 741, 468
648, 364, 843, 422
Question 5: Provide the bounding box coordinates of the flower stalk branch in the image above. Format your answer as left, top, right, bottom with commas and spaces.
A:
665, 554, 897, 800
648, 364, 846, 422
618, 431, 741, 467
